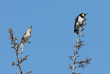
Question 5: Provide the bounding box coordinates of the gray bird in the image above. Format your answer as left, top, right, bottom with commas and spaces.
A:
74, 13, 87, 35
20, 26, 32, 54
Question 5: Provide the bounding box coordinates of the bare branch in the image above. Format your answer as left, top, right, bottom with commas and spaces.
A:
69, 56, 73, 60
70, 23, 92, 74
14, 69, 18, 74
69, 64, 73, 70
11, 61, 18, 66
20, 55, 28, 63
7, 28, 22, 74
72, 28, 83, 73
7, 27, 32, 74
25, 71, 32, 74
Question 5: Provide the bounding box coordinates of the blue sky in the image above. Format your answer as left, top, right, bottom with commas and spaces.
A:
0, 0, 110, 74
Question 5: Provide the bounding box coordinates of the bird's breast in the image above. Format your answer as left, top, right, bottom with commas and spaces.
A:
78, 16, 84, 23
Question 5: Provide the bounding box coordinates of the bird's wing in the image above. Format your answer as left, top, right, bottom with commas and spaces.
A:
29, 30, 32, 38
23, 31, 27, 38
21, 31, 27, 43
74, 16, 79, 28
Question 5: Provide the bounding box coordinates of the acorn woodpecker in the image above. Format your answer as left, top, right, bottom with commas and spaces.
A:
74, 13, 87, 35
20, 26, 32, 54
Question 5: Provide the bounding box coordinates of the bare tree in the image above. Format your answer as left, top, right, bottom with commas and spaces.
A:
7, 27, 32, 74
69, 25, 91, 74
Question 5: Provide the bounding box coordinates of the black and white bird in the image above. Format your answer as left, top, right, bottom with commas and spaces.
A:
20, 26, 32, 54
74, 13, 87, 35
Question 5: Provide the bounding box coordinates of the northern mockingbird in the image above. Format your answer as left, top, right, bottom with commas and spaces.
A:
20, 26, 32, 54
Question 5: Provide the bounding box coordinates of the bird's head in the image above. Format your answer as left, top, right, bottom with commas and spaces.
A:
28, 26, 32, 31
80, 13, 88, 17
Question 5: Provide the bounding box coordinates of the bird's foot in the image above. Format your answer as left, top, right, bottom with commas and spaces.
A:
81, 28, 84, 31
27, 41, 31, 43
82, 23, 86, 26
85, 18, 87, 21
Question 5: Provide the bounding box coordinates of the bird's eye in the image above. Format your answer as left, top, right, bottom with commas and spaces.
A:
82, 14, 84, 16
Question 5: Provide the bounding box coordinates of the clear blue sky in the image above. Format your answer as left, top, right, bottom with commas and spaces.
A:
0, 0, 110, 74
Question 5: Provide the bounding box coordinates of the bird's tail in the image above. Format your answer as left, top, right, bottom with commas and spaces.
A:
20, 43, 24, 54
74, 28, 79, 35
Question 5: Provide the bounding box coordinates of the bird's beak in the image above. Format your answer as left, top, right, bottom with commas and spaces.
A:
85, 13, 88, 16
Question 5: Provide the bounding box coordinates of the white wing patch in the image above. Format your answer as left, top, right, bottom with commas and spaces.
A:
76, 22, 80, 28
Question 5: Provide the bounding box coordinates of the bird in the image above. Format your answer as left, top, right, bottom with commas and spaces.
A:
74, 13, 87, 35
20, 26, 32, 54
